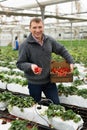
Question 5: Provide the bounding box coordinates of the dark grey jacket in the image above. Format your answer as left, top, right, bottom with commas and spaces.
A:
16, 33, 74, 84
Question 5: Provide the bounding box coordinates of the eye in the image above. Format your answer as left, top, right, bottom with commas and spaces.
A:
39, 26, 42, 29
33, 27, 36, 29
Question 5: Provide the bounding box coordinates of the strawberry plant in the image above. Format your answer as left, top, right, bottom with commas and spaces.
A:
46, 104, 81, 123
0, 91, 13, 102
8, 95, 36, 111
8, 119, 38, 130
58, 83, 87, 99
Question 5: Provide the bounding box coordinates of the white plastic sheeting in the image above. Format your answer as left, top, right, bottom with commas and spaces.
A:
8, 104, 84, 130
1, 0, 77, 9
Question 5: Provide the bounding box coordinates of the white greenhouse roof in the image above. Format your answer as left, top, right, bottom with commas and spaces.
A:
0, 0, 79, 8
0, 0, 87, 27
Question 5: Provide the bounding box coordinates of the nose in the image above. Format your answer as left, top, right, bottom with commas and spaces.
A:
36, 27, 40, 32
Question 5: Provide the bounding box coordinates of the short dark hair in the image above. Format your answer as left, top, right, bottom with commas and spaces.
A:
29, 17, 43, 27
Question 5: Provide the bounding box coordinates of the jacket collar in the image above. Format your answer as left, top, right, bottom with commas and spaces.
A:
27, 33, 48, 44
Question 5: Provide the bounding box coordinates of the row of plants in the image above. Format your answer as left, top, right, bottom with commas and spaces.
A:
0, 91, 82, 124
8, 119, 38, 130
0, 72, 27, 86
0, 91, 35, 109
0, 69, 24, 77
0, 61, 16, 69
58, 83, 87, 99
46, 104, 81, 123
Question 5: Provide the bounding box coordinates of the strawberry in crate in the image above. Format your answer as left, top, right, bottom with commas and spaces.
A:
50, 60, 73, 83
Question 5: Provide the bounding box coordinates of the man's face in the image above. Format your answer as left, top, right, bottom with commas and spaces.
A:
30, 21, 44, 39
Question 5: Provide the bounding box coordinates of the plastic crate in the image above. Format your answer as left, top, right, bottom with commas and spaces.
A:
50, 60, 73, 83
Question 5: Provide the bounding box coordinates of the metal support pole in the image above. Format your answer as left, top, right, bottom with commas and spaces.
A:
35, 0, 45, 22
40, 6, 45, 21
71, 22, 73, 46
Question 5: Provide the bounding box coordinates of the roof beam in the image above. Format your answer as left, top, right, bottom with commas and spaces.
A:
14, 0, 79, 9
0, 10, 87, 22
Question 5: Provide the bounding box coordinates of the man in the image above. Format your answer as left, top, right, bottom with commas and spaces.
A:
13, 36, 19, 50
16, 17, 74, 104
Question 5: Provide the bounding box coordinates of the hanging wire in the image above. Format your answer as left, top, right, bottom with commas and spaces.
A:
34, 98, 53, 128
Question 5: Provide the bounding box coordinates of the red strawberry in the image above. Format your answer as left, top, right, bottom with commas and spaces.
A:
34, 67, 42, 73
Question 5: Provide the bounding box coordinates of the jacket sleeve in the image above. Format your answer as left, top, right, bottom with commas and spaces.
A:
16, 43, 32, 72
51, 38, 74, 64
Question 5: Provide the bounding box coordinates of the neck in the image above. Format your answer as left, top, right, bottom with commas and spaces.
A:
32, 34, 43, 45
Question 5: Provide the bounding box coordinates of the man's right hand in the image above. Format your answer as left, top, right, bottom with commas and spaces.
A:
31, 64, 42, 74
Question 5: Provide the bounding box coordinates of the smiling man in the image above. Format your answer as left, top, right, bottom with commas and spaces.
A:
29, 18, 44, 46
16, 17, 74, 104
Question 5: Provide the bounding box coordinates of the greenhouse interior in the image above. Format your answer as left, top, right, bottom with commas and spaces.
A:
0, 0, 87, 130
